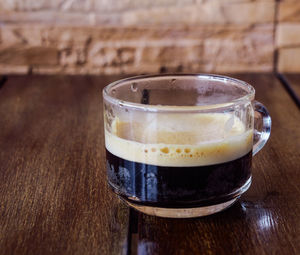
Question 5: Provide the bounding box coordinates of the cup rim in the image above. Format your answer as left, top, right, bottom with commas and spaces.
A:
103, 73, 255, 112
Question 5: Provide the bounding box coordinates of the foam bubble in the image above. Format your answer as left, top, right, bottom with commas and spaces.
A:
105, 113, 253, 167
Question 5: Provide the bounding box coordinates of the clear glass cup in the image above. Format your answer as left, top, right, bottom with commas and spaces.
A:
103, 74, 271, 218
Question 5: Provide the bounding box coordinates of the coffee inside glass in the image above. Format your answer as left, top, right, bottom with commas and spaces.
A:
103, 74, 271, 218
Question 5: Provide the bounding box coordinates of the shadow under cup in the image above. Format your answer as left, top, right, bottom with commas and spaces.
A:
103, 74, 271, 218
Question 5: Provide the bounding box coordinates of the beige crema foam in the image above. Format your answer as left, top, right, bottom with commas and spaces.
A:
105, 113, 253, 167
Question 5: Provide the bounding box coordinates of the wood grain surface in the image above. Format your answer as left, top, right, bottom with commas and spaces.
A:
0, 74, 299, 255
130, 74, 300, 255
0, 75, 128, 255
281, 74, 300, 107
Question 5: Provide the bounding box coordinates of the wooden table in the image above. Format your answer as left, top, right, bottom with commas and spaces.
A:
278, 74, 300, 107
0, 74, 299, 255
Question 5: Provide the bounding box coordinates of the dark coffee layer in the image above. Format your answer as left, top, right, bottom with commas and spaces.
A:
106, 150, 252, 208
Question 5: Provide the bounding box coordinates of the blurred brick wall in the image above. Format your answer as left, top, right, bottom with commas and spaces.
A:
276, 0, 300, 72
0, 0, 296, 75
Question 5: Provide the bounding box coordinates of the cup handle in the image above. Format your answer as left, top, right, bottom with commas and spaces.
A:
252, 101, 271, 156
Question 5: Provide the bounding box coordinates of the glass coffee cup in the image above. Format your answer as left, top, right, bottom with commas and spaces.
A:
103, 74, 271, 218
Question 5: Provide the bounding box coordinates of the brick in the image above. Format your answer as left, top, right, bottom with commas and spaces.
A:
141, 45, 203, 69
199, 63, 272, 73
0, 64, 29, 74
1, 1, 274, 26
276, 23, 300, 48
87, 43, 136, 67
0, 0, 274, 13
278, 47, 300, 72
94, 0, 195, 12
0, 25, 94, 50
60, 48, 79, 66
0, 0, 92, 12
0, 12, 94, 26
0, 46, 58, 65
278, 0, 300, 22
31, 65, 63, 74
56, 0, 92, 12
0, 0, 18, 11
42, 28, 92, 49
0, 0, 52, 12
0, 26, 43, 46
121, 1, 275, 26
200, 25, 273, 72
59, 44, 90, 66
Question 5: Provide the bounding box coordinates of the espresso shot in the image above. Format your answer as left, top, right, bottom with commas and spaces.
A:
106, 150, 251, 208
105, 113, 253, 210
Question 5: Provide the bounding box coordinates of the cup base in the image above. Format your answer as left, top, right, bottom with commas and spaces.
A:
125, 198, 237, 218
123, 177, 251, 218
